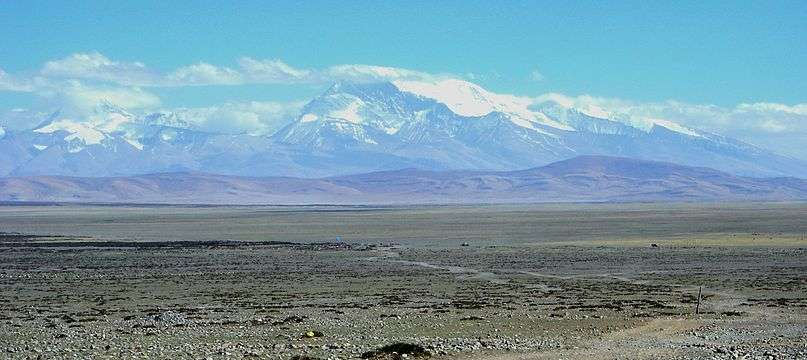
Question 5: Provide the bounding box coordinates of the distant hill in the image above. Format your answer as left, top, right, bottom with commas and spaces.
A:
1, 156, 805, 204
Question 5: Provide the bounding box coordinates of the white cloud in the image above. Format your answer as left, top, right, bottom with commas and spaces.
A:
0, 68, 35, 92
167, 62, 243, 86
41, 52, 158, 86
760, 119, 787, 133
52, 81, 161, 113
736, 102, 807, 116
238, 57, 312, 83
42, 53, 245, 86
325, 64, 440, 83
168, 100, 305, 135
237, 59, 440, 84
7, 52, 447, 89
23, 52, 444, 87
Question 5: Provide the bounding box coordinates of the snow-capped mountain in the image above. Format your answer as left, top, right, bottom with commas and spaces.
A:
1, 79, 806, 178
272, 79, 807, 177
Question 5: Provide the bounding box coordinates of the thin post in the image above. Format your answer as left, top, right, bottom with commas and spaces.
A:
695, 286, 702, 315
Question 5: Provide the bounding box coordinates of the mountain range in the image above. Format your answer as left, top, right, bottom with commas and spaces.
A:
1, 79, 806, 179
2, 156, 805, 204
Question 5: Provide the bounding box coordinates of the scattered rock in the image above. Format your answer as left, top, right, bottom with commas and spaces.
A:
273, 315, 305, 326
362, 343, 430, 359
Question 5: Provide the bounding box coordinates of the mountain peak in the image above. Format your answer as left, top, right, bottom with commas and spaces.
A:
94, 100, 132, 116
33, 110, 61, 130
391, 79, 573, 131
324, 80, 347, 94
141, 111, 195, 130
391, 79, 499, 117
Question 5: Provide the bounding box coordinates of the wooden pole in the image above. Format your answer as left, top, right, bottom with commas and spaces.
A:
696, 286, 702, 315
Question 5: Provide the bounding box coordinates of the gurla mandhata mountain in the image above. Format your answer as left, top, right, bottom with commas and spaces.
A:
2, 79, 806, 178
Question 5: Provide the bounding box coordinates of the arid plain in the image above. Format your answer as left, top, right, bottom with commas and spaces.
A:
0, 203, 805, 359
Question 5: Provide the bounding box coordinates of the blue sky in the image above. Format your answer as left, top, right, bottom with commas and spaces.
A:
1, 1, 806, 158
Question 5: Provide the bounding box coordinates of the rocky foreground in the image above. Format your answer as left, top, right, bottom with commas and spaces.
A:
0, 235, 805, 359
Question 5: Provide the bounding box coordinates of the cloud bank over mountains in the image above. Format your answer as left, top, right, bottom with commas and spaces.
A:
1, 52, 806, 160
33, 52, 444, 88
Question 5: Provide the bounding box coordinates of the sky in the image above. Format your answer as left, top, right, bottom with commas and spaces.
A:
1, 1, 806, 158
